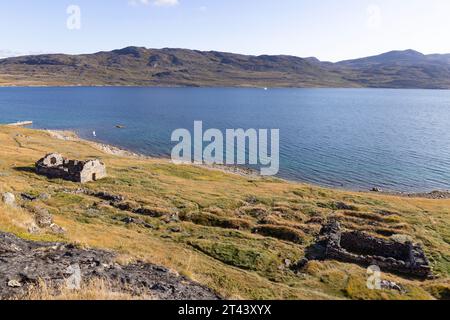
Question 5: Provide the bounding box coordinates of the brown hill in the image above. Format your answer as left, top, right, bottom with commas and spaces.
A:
1, 47, 450, 88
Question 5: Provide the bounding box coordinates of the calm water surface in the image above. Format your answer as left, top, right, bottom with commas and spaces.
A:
1, 87, 450, 192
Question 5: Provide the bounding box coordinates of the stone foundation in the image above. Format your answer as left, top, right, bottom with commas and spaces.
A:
303, 221, 432, 278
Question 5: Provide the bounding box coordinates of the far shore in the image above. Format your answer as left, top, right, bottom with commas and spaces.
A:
2, 84, 450, 91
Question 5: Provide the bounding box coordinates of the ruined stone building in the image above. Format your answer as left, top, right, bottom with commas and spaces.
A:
36, 153, 107, 183
302, 221, 432, 279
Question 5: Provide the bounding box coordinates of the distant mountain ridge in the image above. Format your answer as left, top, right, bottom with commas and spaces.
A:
1, 47, 450, 88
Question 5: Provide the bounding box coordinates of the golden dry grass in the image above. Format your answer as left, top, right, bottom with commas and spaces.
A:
18, 279, 152, 301
0, 125, 449, 300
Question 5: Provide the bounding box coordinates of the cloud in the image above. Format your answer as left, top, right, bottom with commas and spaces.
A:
366, 4, 382, 30
154, 0, 179, 6
128, 0, 179, 7
0, 50, 46, 59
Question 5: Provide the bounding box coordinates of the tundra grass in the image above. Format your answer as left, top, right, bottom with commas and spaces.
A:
0, 126, 449, 300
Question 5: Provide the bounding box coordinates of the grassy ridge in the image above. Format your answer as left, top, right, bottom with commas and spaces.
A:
0, 125, 449, 300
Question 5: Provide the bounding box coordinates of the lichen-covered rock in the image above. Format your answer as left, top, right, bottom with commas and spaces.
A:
49, 223, 66, 235
1, 192, 16, 207
0, 231, 220, 300
31, 207, 53, 228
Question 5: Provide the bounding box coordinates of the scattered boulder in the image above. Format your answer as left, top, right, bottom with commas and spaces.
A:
27, 223, 41, 235
134, 206, 170, 218
7, 280, 22, 288
169, 226, 182, 233
39, 193, 51, 201
380, 280, 405, 293
2, 193, 16, 207
291, 258, 309, 272
406, 190, 450, 199
21, 193, 37, 201
49, 223, 66, 235
90, 191, 125, 203
162, 213, 180, 224
121, 217, 155, 229
334, 202, 358, 211
115, 201, 140, 212
32, 207, 53, 228
284, 259, 292, 268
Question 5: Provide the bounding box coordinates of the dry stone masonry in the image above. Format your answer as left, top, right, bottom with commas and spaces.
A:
35, 153, 107, 183
297, 221, 432, 279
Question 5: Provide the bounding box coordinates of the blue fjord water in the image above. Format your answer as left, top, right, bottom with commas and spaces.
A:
1, 87, 450, 192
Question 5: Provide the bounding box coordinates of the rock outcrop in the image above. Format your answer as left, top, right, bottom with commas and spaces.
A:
0, 232, 220, 300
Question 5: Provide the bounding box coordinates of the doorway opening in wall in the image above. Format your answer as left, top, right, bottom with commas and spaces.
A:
92, 173, 97, 181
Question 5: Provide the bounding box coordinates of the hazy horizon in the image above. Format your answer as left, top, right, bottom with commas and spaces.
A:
1, 0, 450, 62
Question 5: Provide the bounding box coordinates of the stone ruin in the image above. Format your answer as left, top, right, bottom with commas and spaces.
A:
298, 221, 432, 279
35, 153, 107, 183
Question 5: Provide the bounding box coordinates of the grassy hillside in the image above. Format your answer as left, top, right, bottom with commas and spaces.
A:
2, 47, 450, 89
0, 47, 353, 88
0, 125, 449, 300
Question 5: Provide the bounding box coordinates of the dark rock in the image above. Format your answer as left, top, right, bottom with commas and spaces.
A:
380, 280, 405, 293
115, 201, 139, 211
169, 226, 182, 233
89, 191, 124, 203
121, 217, 155, 229
0, 231, 220, 300
291, 258, 309, 272
21, 193, 38, 201
334, 202, 358, 211
134, 207, 167, 218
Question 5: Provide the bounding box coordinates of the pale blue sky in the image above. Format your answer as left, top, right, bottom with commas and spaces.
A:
1, 0, 450, 61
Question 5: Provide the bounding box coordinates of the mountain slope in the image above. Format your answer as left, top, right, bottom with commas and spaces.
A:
1, 47, 450, 88
333, 50, 450, 88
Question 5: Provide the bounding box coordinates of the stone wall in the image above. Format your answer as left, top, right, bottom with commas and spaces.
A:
35, 154, 107, 183
319, 221, 432, 278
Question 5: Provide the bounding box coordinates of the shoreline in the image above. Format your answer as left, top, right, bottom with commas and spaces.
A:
43, 129, 450, 200
45, 129, 260, 179
2, 85, 450, 91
